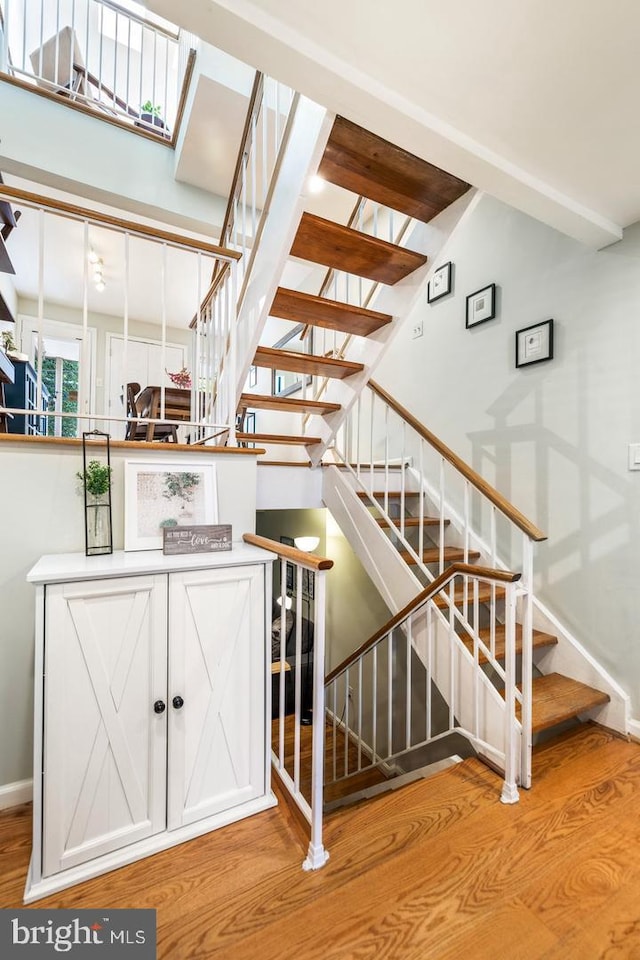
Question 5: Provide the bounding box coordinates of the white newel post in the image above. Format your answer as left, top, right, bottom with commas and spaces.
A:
303, 569, 329, 870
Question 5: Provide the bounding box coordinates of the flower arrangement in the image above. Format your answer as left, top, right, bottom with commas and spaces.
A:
166, 367, 192, 389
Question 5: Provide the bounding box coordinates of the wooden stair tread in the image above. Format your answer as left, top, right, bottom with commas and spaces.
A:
526, 674, 610, 733
357, 490, 422, 499
239, 393, 340, 415
323, 765, 388, 805
376, 516, 446, 528
459, 624, 558, 664
319, 116, 471, 224
290, 212, 428, 285
236, 432, 321, 446
433, 584, 506, 609
254, 345, 364, 380
270, 286, 392, 337
399, 547, 481, 565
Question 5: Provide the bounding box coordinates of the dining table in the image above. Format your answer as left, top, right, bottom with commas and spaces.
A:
136, 385, 192, 441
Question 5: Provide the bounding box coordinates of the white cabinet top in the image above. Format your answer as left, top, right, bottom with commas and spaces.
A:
28, 542, 276, 585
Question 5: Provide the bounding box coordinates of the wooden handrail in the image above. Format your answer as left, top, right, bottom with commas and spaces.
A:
0, 185, 242, 261
325, 563, 521, 685
243, 532, 333, 571
189, 262, 231, 330
368, 379, 547, 543
216, 71, 264, 266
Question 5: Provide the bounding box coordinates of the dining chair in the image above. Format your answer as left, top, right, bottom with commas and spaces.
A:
125, 382, 178, 442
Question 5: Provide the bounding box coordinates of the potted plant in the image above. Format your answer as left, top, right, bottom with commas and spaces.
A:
77, 459, 112, 543
140, 101, 165, 131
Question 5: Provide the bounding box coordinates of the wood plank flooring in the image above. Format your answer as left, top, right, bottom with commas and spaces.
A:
1, 724, 640, 959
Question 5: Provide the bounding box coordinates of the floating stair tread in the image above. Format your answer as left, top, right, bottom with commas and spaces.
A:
270, 287, 392, 337
290, 212, 428, 285
254, 345, 364, 380
459, 625, 558, 664
433, 584, 506, 610
526, 674, 610, 734
319, 116, 471, 224
357, 490, 422, 500
236, 432, 321, 446
376, 516, 446, 528
239, 393, 340, 415
399, 547, 481, 565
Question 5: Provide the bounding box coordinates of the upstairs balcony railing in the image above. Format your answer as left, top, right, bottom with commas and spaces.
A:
0, 0, 195, 138
0, 182, 239, 444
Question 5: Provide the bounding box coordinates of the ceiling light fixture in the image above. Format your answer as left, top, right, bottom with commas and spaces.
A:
308, 174, 325, 194
88, 248, 99, 264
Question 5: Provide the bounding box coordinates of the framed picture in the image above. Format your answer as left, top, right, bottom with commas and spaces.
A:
124, 460, 218, 551
466, 283, 496, 328
427, 261, 453, 303
515, 319, 554, 369
280, 536, 294, 592
302, 568, 314, 601
249, 365, 257, 387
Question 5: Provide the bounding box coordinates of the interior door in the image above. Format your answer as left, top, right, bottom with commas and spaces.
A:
167, 565, 266, 830
42, 575, 168, 877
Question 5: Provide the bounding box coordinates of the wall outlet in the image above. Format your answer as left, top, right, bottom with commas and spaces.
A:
412, 320, 423, 339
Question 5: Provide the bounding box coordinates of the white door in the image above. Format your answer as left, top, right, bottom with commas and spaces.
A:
107, 334, 186, 438
43, 575, 168, 877
167, 565, 266, 829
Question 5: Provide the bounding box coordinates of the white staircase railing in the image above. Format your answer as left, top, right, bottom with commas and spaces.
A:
332, 379, 547, 788
243, 532, 332, 871
325, 563, 523, 804
1, 0, 194, 137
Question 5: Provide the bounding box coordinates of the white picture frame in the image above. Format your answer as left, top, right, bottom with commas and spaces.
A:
124, 460, 218, 551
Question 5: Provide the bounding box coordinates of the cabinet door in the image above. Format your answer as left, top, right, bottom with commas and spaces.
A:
168, 564, 266, 829
43, 575, 167, 878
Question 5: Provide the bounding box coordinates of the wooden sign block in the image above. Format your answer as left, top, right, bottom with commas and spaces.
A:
162, 524, 232, 556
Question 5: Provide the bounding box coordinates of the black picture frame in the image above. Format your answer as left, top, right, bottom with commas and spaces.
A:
280, 536, 294, 592
515, 319, 554, 368
427, 261, 453, 303
466, 283, 496, 328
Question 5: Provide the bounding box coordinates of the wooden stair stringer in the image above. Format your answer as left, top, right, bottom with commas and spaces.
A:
322, 463, 510, 772
304, 189, 480, 467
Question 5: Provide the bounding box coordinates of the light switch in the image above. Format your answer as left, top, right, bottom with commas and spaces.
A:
628, 443, 640, 470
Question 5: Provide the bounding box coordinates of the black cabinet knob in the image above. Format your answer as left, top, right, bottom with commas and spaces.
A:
153, 699, 166, 714
172, 695, 184, 710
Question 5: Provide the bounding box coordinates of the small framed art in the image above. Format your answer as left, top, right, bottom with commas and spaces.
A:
466, 283, 496, 328
427, 262, 453, 303
515, 319, 554, 368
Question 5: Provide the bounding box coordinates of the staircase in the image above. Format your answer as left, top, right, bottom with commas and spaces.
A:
238, 115, 474, 458
239, 116, 628, 857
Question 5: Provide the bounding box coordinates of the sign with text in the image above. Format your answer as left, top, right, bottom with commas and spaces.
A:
0, 908, 156, 958
162, 524, 232, 555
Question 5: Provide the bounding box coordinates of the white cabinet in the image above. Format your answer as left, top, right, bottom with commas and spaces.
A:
25, 546, 275, 903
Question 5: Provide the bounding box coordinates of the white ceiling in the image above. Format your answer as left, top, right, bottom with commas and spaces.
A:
146, 0, 640, 248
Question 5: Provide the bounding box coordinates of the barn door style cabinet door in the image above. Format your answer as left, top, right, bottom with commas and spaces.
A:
25, 546, 275, 903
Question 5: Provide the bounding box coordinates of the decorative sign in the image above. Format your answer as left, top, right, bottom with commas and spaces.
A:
162, 524, 232, 555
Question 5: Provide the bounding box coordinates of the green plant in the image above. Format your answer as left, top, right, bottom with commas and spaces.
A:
141, 100, 162, 117
77, 460, 112, 499
1, 330, 17, 353
160, 518, 178, 528
163, 471, 200, 504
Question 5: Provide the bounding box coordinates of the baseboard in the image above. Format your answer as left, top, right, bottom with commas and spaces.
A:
628, 717, 640, 742
0, 778, 33, 810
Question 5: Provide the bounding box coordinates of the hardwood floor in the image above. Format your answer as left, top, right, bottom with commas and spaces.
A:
2, 724, 640, 958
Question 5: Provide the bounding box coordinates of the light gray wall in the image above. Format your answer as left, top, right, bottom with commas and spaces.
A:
0, 442, 257, 788
255, 507, 391, 672
377, 194, 640, 715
